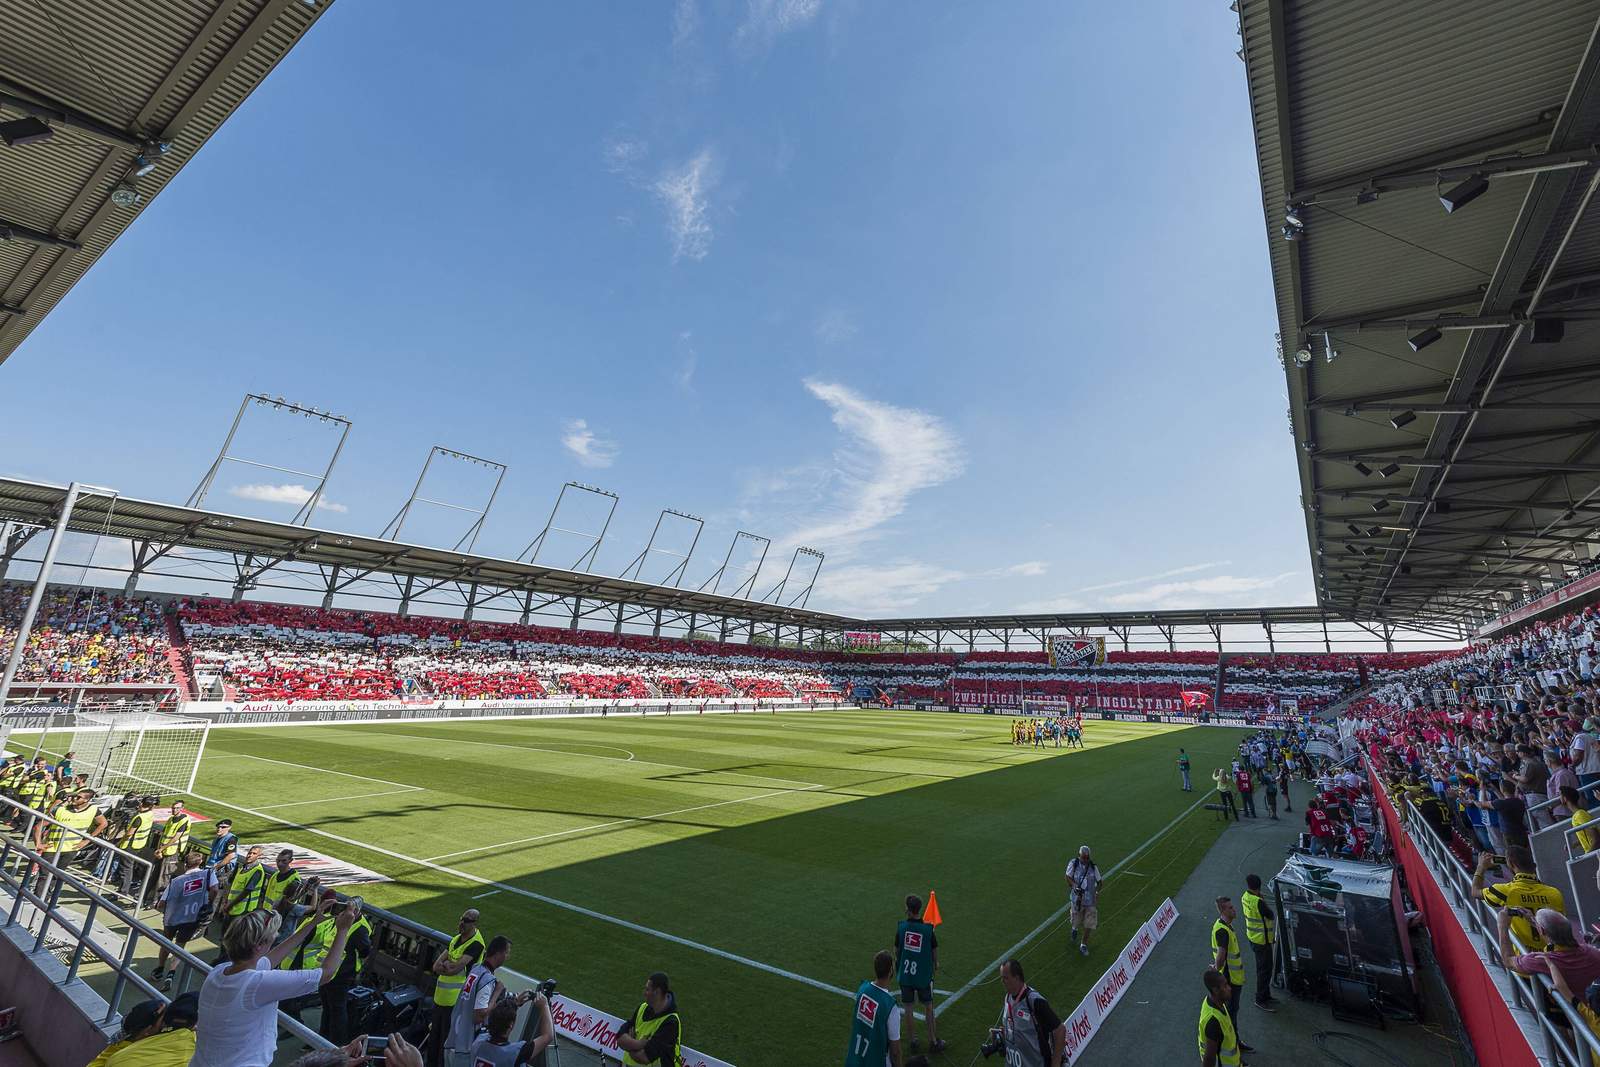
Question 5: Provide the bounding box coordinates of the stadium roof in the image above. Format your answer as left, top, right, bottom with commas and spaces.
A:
1241, 0, 1600, 627
0, 0, 331, 366
0, 477, 1466, 643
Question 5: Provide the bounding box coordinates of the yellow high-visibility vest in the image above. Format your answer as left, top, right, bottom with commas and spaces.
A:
1197, 997, 1241, 1066
1241, 891, 1275, 946
1210, 918, 1244, 985
432, 930, 486, 1006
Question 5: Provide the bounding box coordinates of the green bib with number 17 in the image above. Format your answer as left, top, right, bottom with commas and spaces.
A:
845, 982, 896, 1067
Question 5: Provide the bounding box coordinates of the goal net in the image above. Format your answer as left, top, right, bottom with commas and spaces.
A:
2, 705, 210, 797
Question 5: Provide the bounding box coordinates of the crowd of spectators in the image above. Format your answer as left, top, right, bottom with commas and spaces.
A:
0, 583, 176, 686
1347, 601, 1600, 1053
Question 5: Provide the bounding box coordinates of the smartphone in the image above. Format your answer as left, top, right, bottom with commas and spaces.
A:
365, 1035, 388, 1064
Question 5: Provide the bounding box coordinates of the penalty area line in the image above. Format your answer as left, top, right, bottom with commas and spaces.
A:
935, 791, 1213, 1016
172, 783, 855, 1001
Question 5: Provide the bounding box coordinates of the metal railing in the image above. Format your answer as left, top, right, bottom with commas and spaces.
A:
1395, 790, 1600, 1067
0, 792, 155, 908
0, 829, 331, 1054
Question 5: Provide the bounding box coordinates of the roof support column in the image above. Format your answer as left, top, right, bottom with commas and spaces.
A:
321, 566, 341, 611
399, 575, 414, 618
652, 608, 662, 638
0, 522, 42, 585
570, 597, 582, 630
520, 590, 533, 626
463, 581, 479, 623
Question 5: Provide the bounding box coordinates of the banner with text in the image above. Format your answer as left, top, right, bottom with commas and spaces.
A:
547, 995, 733, 1067
1060, 897, 1179, 1065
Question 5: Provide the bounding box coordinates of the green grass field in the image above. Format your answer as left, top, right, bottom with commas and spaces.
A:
48, 709, 1249, 1063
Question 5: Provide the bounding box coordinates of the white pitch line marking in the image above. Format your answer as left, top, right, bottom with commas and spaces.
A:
256, 786, 421, 811
935, 791, 1213, 1016
212, 752, 423, 791
424, 782, 835, 862
172, 783, 855, 1000
473, 890, 502, 900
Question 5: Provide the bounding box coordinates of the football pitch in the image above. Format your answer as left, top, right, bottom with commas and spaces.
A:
128, 709, 1248, 1062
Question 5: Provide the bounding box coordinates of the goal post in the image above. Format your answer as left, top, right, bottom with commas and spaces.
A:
2, 704, 210, 796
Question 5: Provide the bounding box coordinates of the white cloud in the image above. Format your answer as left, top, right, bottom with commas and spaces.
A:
672, 0, 698, 49
603, 135, 648, 176
818, 561, 966, 615
737, 0, 823, 52
814, 307, 859, 346
780, 379, 963, 548
227, 483, 347, 513
1101, 572, 1300, 609
1005, 560, 1049, 578
673, 331, 697, 390
561, 419, 619, 469
1075, 560, 1230, 594
653, 149, 718, 262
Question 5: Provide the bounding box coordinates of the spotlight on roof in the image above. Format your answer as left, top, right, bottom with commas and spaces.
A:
1294, 345, 1313, 366
109, 182, 141, 208
1353, 462, 1373, 477
1379, 462, 1401, 477
0, 116, 53, 146
1408, 328, 1442, 352
1355, 188, 1379, 206
1280, 223, 1303, 242
1347, 524, 1362, 537
1440, 173, 1489, 214
1284, 204, 1306, 230
1372, 498, 1390, 513
1389, 410, 1417, 430
1366, 525, 1383, 537
131, 141, 172, 178
1531, 318, 1565, 344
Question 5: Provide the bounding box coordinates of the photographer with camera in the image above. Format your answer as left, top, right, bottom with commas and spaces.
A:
446, 935, 520, 1067
468, 990, 554, 1066
985, 958, 1065, 1067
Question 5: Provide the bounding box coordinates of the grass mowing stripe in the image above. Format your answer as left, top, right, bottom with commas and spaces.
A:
424, 781, 836, 862
210, 751, 425, 790
936, 789, 1214, 1015
256, 787, 422, 810
169, 779, 857, 999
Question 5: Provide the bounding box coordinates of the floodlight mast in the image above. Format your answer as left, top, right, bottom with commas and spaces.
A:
764, 546, 825, 608
519, 481, 620, 571
698, 530, 770, 599
187, 393, 352, 526
381, 445, 508, 552
620, 508, 704, 585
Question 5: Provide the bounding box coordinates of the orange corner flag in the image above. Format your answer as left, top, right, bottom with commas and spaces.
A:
924, 890, 942, 927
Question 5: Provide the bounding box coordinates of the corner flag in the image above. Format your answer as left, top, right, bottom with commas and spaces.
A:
924, 890, 942, 927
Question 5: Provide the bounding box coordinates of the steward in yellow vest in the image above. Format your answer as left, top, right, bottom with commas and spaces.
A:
431, 911, 487, 1008
157, 806, 192, 859
226, 847, 269, 917
1241, 873, 1281, 1009
1209, 898, 1244, 986
616, 971, 683, 1067
37, 790, 107, 855
1198, 970, 1242, 1067
264, 849, 301, 911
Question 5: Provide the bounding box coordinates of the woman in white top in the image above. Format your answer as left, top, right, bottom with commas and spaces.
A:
190, 896, 358, 1067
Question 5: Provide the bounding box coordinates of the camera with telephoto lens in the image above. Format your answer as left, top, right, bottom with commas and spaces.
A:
537, 978, 557, 999
979, 1028, 1006, 1058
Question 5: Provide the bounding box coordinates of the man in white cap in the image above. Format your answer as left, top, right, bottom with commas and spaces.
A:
1065, 845, 1103, 956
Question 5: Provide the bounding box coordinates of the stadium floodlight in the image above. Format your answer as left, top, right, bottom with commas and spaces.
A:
1389, 410, 1417, 429
1280, 223, 1302, 242
0, 116, 52, 146
1284, 203, 1306, 229
1439, 174, 1489, 214
1352, 462, 1373, 477
1379, 462, 1401, 477
131, 141, 172, 178
1407, 327, 1442, 352
109, 181, 141, 208
1293, 344, 1312, 366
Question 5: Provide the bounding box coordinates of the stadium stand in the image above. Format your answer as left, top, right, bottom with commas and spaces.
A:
0, 584, 176, 686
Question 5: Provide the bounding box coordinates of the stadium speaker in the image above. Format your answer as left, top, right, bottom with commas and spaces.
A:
1407, 328, 1442, 352
1388, 410, 1416, 430
0, 117, 52, 146
1328, 972, 1385, 1029
1352, 462, 1373, 477
1439, 174, 1489, 214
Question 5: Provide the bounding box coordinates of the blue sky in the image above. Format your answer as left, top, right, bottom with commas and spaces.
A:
0, 0, 1311, 620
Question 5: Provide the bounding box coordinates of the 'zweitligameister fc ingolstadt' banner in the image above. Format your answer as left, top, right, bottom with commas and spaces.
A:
1049, 635, 1107, 669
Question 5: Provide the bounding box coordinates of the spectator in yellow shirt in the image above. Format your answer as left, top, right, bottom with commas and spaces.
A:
1564, 785, 1599, 855
86, 993, 197, 1067
1474, 846, 1567, 954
